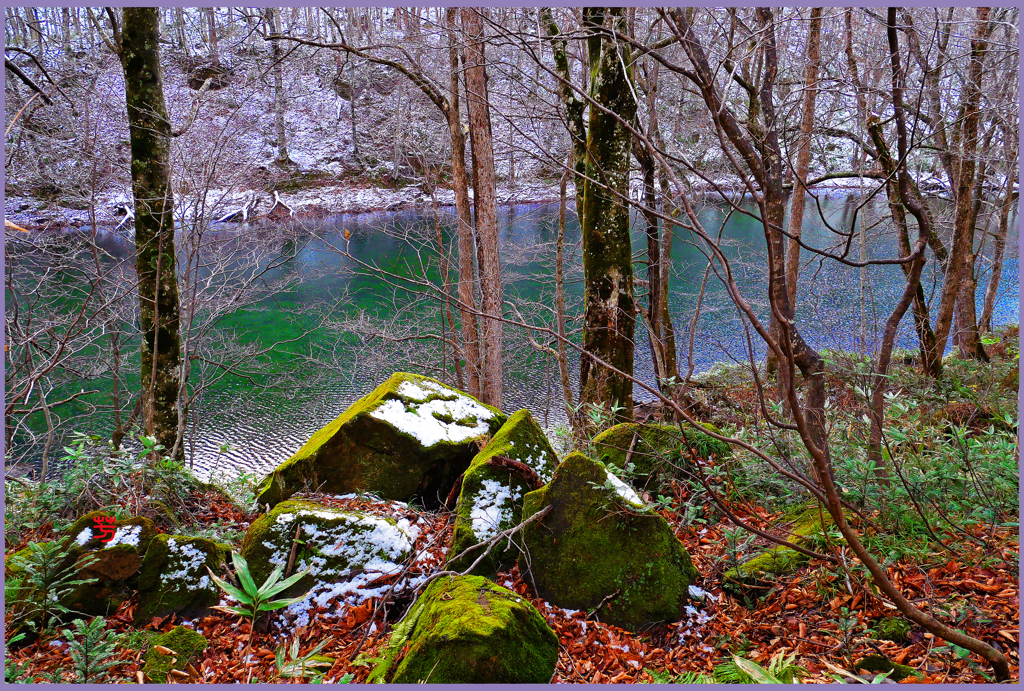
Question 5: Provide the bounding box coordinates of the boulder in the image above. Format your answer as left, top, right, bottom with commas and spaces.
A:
134, 535, 231, 625
722, 504, 832, 598
240, 499, 416, 595
60, 511, 157, 616
447, 410, 559, 577
854, 655, 920, 682
518, 452, 698, 632
142, 626, 208, 683
591, 422, 730, 489
187, 64, 231, 90
255, 372, 506, 508
368, 575, 558, 684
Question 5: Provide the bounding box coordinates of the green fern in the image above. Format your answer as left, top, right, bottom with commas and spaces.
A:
61, 617, 122, 683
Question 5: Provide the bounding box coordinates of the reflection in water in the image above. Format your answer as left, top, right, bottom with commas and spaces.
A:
6, 196, 1019, 480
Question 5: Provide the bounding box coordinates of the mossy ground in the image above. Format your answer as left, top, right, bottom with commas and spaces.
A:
256, 372, 506, 508
369, 575, 558, 684
142, 626, 208, 683
519, 452, 698, 631
448, 409, 559, 577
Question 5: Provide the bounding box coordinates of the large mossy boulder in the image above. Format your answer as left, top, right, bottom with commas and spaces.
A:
722, 504, 833, 598
255, 373, 506, 508
591, 422, 731, 489
134, 535, 231, 625
518, 453, 698, 632
142, 626, 208, 683
60, 511, 157, 616
240, 499, 416, 593
447, 410, 559, 578
368, 575, 558, 684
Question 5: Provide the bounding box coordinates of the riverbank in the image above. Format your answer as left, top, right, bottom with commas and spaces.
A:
5, 335, 1019, 683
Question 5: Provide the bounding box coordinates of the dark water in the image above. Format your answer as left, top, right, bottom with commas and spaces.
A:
6, 194, 1018, 480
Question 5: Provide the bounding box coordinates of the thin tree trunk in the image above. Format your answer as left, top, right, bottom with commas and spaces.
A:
980, 163, 1015, 332
784, 7, 822, 316
445, 8, 482, 399
205, 7, 219, 66
268, 8, 290, 165
120, 7, 183, 459
461, 8, 503, 409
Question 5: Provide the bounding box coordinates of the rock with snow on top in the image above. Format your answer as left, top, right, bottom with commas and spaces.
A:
134, 535, 231, 625
255, 372, 506, 508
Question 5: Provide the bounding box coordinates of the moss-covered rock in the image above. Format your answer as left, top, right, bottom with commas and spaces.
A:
722, 504, 832, 598
142, 626, 208, 683
240, 499, 416, 594
873, 616, 913, 644
853, 654, 920, 682
255, 372, 506, 508
591, 422, 731, 488
134, 535, 230, 625
447, 410, 559, 578
517, 452, 698, 632
368, 575, 558, 684
60, 511, 156, 616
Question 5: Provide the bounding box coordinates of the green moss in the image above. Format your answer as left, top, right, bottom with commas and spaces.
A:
873, 616, 913, 644
134, 535, 230, 624
142, 626, 208, 683
591, 422, 730, 488
854, 655, 920, 682
369, 575, 558, 683
240, 499, 414, 590
447, 410, 559, 578
723, 504, 833, 597
518, 453, 698, 632
256, 372, 506, 508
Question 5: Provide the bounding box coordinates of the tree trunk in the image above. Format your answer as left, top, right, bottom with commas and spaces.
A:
980, 162, 1015, 332
461, 8, 503, 409
784, 7, 822, 316
267, 8, 290, 165
931, 7, 991, 364
205, 7, 219, 66
578, 7, 637, 422
445, 7, 482, 399
120, 7, 183, 459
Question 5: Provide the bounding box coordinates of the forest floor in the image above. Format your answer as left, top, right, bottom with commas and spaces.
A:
5, 330, 1019, 684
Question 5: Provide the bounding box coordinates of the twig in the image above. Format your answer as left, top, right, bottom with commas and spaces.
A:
285, 523, 302, 578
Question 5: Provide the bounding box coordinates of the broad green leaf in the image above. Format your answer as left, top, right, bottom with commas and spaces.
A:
263, 568, 310, 599
257, 564, 285, 598
258, 594, 308, 612
232, 552, 258, 596
732, 655, 782, 684
206, 567, 254, 606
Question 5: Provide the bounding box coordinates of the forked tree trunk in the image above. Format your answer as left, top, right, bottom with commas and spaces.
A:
578, 7, 637, 421
461, 8, 503, 409
119, 7, 183, 459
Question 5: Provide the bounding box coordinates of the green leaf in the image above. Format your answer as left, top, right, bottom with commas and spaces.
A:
257, 564, 285, 598
232, 552, 258, 596
262, 568, 310, 600
206, 567, 254, 606
732, 655, 782, 684
212, 605, 251, 617
258, 594, 308, 612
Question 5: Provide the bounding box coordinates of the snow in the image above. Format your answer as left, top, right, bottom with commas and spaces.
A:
688, 585, 710, 601
161, 538, 217, 592
470, 479, 520, 541
604, 468, 644, 506
105, 524, 142, 548
76, 528, 94, 546
369, 392, 494, 447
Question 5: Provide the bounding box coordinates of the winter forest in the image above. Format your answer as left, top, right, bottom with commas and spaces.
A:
3, 6, 1020, 684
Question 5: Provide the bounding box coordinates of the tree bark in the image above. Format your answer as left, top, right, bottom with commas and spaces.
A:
578, 7, 637, 422
783, 7, 822, 316
267, 8, 290, 165
445, 8, 482, 399
930, 7, 991, 363
119, 7, 183, 459
205, 7, 219, 66
461, 8, 503, 409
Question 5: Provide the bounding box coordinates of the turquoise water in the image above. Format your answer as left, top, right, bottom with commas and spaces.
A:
5, 194, 1018, 478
